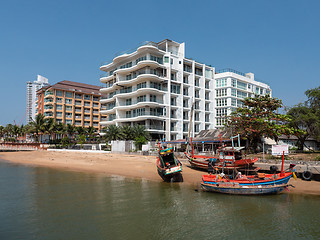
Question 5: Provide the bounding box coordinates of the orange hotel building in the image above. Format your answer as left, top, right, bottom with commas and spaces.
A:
36, 80, 107, 131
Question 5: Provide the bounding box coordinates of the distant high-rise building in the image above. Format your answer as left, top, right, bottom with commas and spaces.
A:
26, 75, 50, 124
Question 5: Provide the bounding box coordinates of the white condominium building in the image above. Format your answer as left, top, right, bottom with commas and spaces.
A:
26, 75, 50, 124
214, 69, 271, 128
99, 39, 271, 141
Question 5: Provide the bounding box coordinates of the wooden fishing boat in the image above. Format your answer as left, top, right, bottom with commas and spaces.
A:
156, 146, 183, 182
201, 171, 294, 187
200, 152, 297, 195
201, 182, 289, 195
185, 137, 258, 171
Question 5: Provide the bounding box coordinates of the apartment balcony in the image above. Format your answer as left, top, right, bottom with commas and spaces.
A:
100, 41, 165, 70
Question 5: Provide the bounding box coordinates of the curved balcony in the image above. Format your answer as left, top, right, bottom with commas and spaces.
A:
100, 44, 165, 72
116, 100, 165, 111
100, 73, 167, 94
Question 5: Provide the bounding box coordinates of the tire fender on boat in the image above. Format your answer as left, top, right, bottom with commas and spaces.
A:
302, 171, 312, 181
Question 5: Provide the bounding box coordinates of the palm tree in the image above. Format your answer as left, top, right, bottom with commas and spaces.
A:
30, 114, 46, 142
0, 125, 4, 142
66, 124, 76, 141
44, 118, 56, 142
55, 122, 66, 140
5, 124, 14, 142
103, 125, 122, 141
86, 126, 97, 143
120, 125, 134, 140
133, 125, 150, 140
11, 125, 21, 142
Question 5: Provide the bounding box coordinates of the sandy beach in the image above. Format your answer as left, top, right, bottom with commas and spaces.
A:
1, 150, 320, 196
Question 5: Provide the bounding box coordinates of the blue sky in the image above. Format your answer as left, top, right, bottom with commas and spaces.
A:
0, 0, 319, 125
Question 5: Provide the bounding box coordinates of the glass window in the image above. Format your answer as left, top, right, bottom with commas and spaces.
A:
216, 78, 227, 88
65, 99, 73, 104
164, 56, 169, 63
56, 90, 63, 97
65, 92, 73, 98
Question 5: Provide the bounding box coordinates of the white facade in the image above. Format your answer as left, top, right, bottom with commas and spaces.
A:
99, 40, 271, 141
214, 69, 272, 128
26, 75, 50, 124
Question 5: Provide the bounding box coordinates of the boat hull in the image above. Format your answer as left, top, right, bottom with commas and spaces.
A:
202, 172, 293, 186
201, 183, 288, 195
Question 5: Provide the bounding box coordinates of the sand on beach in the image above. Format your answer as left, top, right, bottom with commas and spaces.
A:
1, 150, 320, 195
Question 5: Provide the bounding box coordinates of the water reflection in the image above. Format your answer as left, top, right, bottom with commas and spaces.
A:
0, 160, 319, 240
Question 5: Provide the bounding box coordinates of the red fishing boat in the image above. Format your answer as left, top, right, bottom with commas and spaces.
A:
185, 135, 258, 171
201, 151, 297, 195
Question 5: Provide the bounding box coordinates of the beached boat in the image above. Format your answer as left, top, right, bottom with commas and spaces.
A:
201, 182, 289, 195
156, 146, 183, 182
185, 136, 258, 171
200, 153, 297, 195
201, 171, 293, 187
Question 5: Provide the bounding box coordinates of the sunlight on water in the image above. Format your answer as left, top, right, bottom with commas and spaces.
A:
0, 160, 319, 240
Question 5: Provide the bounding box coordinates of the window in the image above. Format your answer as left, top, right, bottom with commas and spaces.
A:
231, 88, 236, 97
183, 64, 192, 73
150, 95, 157, 102
216, 89, 227, 97
137, 95, 146, 102
120, 62, 132, 69
126, 99, 132, 105
205, 114, 210, 122
65, 92, 73, 98
56, 90, 63, 97
231, 98, 236, 106
164, 56, 169, 63
183, 76, 188, 84
216, 108, 227, 117
183, 99, 188, 108
237, 81, 247, 90
205, 81, 210, 89
205, 103, 210, 111
205, 92, 210, 100
216, 78, 227, 88
195, 78, 200, 86
216, 98, 227, 107
137, 82, 146, 89
150, 55, 163, 64
183, 87, 189, 96
195, 90, 200, 98
136, 56, 146, 64
56, 104, 63, 110
205, 68, 213, 79
231, 78, 236, 88
56, 97, 63, 103
237, 90, 247, 99
65, 99, 73, 104
171, 84, 180, 94
65, 106, 72, 111
183, 111, 188, 120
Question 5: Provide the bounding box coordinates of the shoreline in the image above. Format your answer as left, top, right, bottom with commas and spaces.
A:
1, 151, 320, 196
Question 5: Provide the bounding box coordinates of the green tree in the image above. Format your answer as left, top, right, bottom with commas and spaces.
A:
30, 114, 46, 142
66, 124, 76, 141
43, 118, 56, 142
103, 125, 122, 141
132, 125, 150, 140
120, 125, 134, 140
288, 86, 320, 149
226, 95, 297, 152
134, 136, 148, 150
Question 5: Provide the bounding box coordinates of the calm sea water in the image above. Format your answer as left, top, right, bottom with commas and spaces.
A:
0, 159, 320, 240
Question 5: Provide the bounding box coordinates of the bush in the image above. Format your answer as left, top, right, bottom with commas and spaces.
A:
315, 155, 320, 161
